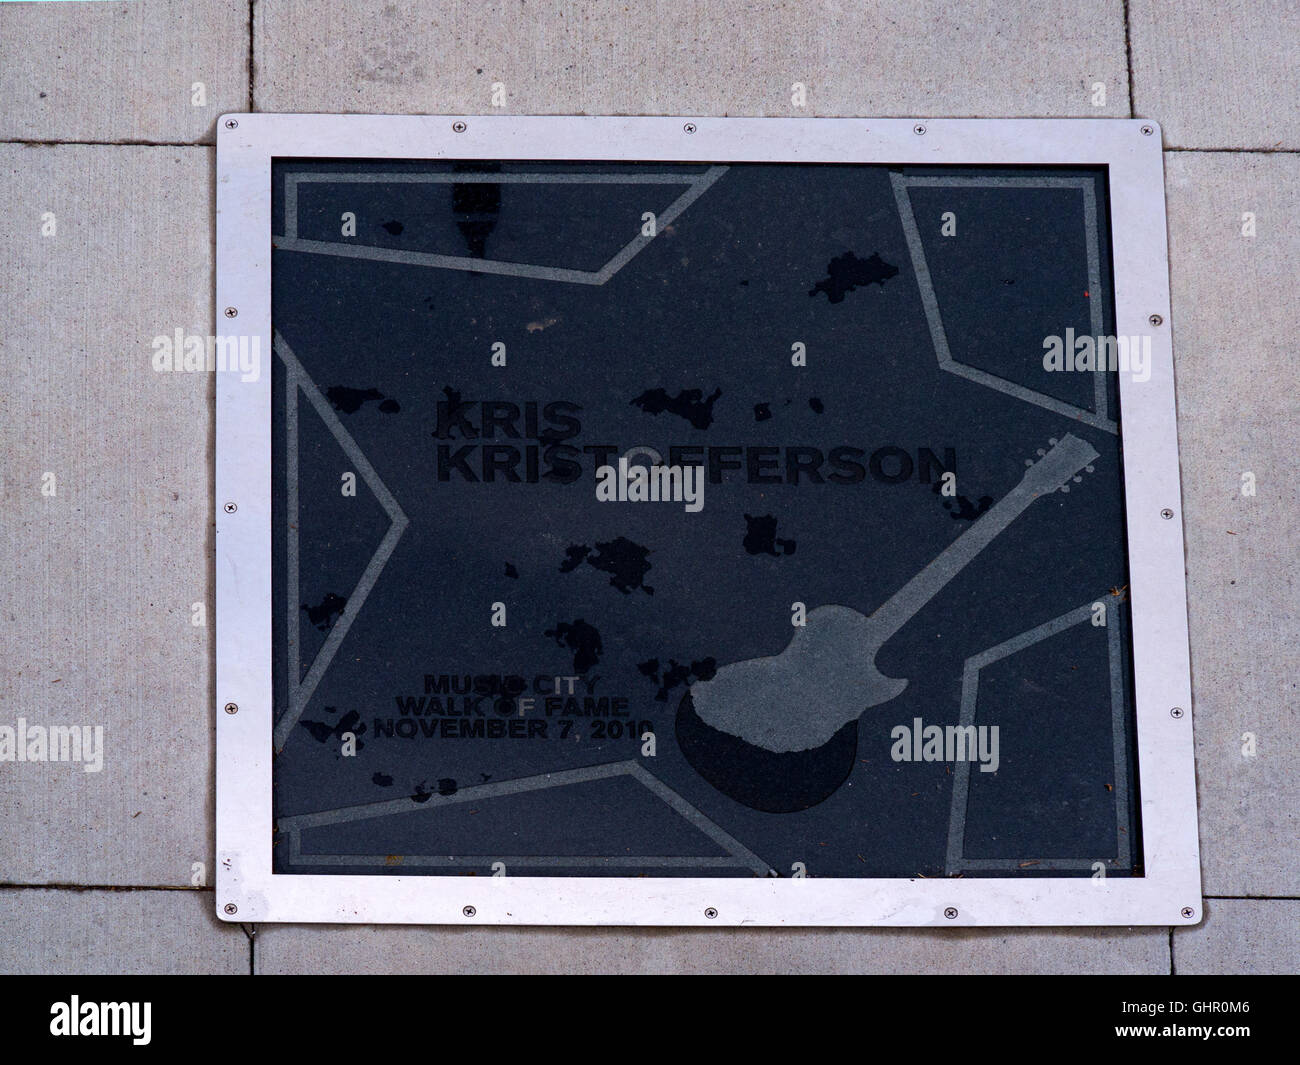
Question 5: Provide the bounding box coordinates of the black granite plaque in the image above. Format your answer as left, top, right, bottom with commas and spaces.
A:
269, 159, 1140, 880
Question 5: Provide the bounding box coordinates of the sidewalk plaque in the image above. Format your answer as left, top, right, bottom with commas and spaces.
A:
216, 117, 1199, 925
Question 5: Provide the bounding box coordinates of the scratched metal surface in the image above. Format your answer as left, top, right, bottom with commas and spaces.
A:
268, 159, 1140, 879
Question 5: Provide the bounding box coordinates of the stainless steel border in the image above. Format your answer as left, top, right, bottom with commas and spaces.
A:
216, 115, 1198, 926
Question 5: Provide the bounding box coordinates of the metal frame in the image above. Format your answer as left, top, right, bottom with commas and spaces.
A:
216, 115, 1199, 926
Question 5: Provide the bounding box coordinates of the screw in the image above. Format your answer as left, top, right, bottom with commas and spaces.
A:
462, 905, 476, 917
1161, 508, 1174, 520
224, 903, 237, 915
1181, 906, 1196, 919
224, 703, 238, 715
1149, 313, 1163, 326
223, 502, 237, 514
914, 123, 927, 135
224, 307, 238, 318
704, 907, 718, 919
944, 907, 958, 919
1170, 706, 1184, 719
683, 123, 697, 134
1140, 124, 1154, 136
224, 118, 238, 130
452, 121, 467, 133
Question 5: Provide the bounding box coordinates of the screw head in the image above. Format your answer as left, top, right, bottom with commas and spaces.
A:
1140, 124, 1154, 136
224, 306, 238, 318
1181, 906, 1196, 919
223, 501, 237, 514
914, 123, 927, 135
224, 118, 238, 130
704, 907, 718, 919
452, 121, 467, 133
1149, 313, 1164, 326
1170, 706, 1185, 719
944, 907, 958, 919
224, 703, 238, 715
683, 123, 697, 134
1161, 508, 1174, 520
224, 903, 238, 915
462, 905, 476, 917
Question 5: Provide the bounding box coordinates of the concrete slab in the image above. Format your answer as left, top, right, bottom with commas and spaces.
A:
1163, 151, 1300, 897
0, 144, 214, 887
254, 0, 1129, 119
0, 888, 246, 975
1175, 898, 1300, 974
254, 924, 1169, 974
1130, 1, 1300, 149
0, 0, 248, 144
0, 0, 1293, 972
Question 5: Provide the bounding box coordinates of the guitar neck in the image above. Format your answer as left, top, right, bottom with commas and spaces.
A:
867, 434, 1101, 642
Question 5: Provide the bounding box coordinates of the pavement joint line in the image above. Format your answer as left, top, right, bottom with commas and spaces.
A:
1163, 146, 1300, 153
0, 139, 211, 148
1122, 0, 1135, 119
1202, 894, 1300, 901
248, 0, 256, 113
0, 883, 215, 893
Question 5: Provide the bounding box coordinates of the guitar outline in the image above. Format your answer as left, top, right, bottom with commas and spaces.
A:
685, 433, 1102, 755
